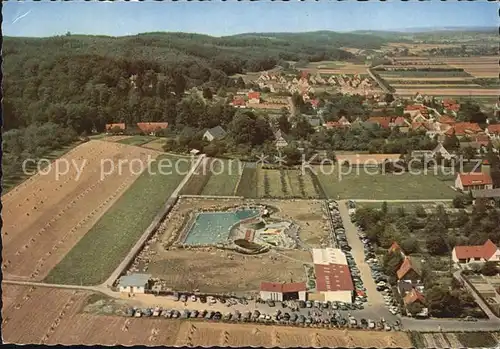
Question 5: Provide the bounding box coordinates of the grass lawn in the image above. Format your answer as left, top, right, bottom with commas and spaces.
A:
44, 154, 190, 285
2, 142, 81, 194
201, 159, 243, 196
315, 166, 456, 200
117, 135, 157, 146
356, 201, 452, 212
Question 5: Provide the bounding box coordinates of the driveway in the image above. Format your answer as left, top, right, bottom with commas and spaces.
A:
337, 201, 386, 308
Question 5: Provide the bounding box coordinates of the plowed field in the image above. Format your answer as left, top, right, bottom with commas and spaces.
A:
1, 140, 161, 281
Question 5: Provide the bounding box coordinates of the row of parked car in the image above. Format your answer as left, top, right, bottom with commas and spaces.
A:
164, 293, 248, 306
352, 218, 401, 316
125, 306, 401, 331
328, 201, 367, 308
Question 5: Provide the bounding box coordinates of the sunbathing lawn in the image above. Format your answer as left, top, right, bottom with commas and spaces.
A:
315, 166, 456, 200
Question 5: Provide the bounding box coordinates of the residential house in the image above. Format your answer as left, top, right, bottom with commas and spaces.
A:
260, 282, 307, 302
396, 256, 421, 284
388, 241, 405, 258
452, 239, 500, 265
486, 124, 500, 140
203, 126, 227, 142
231, 97, 247, 108
274, 130, 290, 149
366, 116, 392, 129
105, 123, 126, 134
455, 172, 493, 192
403, 289, 428, 317
391, 116, 410, 129
310, 99, 320, 109
118, 273, 151, 294
439, 115, 457, 126
248, 91, 261, 104
445, 122, 483, 139
338, 116, 351, 127
432, 143, 454, 160
136, 122, 169, 136
442, 99, 460, 116
404, 104, 429, 119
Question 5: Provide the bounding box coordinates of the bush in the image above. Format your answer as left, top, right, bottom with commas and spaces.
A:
481, 261, 499, 276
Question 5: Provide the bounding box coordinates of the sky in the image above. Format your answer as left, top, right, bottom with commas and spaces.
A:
3, 0, 498, 38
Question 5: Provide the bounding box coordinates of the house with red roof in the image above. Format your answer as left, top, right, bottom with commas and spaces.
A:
260, 281, 307, 301
404, 104, 430, 119
392, 116, 410, 128
452, 239, 500, 265
396, 256, 421, 283
388, 242, 405, 257
442, 99, 460, 115
439, 115, 456, 125
486, 124, 500, 140
136, 122, 169, 135
105, 123, 126, 134
445, 122, 483, 138
231, 97, 247, 108
310, 99, 320, 109
314, 263, 354, 303
403, 288, 425, 307
247, 91, 261, 104
455, 172, 493, 192
366, 116, 392, 129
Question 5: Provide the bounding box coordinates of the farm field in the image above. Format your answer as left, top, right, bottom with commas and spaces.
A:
173, 322, 412, 348
2, 284, 412, 347
141, 138, 167, 151
2, 142, 81, 193
201, 159, 244, 196
394, 88, 499, 96
1, 140, 161, 282
44, 153, 190, 285
315, 166, 456, 200
441, 56, 498, 78
302, 61, 368, 75
181, 158, 214, 195
383, 76, 474, 81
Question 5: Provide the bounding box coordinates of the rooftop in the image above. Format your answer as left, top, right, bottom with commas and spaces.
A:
118, 273, 151, 288
312, 248, 347, 266
315, 264, 354, 292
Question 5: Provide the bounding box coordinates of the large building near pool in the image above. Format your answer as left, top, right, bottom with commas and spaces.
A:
310, 248, 354, 303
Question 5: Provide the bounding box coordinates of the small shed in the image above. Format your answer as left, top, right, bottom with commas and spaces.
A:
190, 149, 201, 156
118, 273, 151, 294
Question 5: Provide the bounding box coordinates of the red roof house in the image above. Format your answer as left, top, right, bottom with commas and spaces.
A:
445, 122, 483, 137
310, 99, 320, 109
455, 172, 493, 192
248, 91, 261, 104
486, 124, 500, 137
403, 288, 425, 305
452, 239, 500, 264
396, 257, 421, 282
366, 116, 392, 129
231, 97, 246, 107
388, 241, 403, 254
393, 116, 409, 127
136, 122, 169, 135
439, 115, 456, 125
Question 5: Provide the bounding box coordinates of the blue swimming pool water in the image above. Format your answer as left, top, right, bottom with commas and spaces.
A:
184, 209, 259, 245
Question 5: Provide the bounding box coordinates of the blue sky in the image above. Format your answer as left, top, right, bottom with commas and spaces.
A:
4, 0, 498, 37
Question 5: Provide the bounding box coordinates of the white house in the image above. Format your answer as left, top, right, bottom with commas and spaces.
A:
455, 172, 493, 192
203, 126, 227, 142
260, 282, 307, 301
118, 273, 151, 294
452, 240, 500, 265
274, 130, 289, 149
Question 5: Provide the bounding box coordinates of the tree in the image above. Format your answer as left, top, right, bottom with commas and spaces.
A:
415, 205, 427, 218
469, 262, 482, 274
443, 134, 460, 151
400, 237, 419, 254
426, 235, 449, 255
481, 261, 498, 276
381, 201, 388, 215
406, 302, 424, 316
384, 93, 395, 104
383, 251, 404, 279
277, 111, 292, 134
202, 87, 213, 100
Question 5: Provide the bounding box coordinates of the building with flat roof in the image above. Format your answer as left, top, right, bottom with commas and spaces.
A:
312, 248, 347, 266
118, 273, 151, 294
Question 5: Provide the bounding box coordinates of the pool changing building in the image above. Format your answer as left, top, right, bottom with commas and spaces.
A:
260, 282, 307, 301
311, 248, 354, 303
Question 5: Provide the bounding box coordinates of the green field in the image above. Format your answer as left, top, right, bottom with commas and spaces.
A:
235, 162, 258, 198
45, 154, 190, 285
201, 159, 243, 196
315, 166, 456, 200
117, 135, 157, 146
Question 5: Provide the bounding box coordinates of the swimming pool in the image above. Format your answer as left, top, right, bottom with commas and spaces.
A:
183, 209, 259, 245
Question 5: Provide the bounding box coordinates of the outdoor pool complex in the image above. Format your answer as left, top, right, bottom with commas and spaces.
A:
184, 209, 260, 245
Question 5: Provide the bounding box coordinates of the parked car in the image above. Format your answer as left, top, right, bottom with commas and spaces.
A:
179, 294, 187, 302
199, 295, 207, 303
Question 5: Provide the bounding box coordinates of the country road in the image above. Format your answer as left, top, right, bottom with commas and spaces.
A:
354, 199, 453, 203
